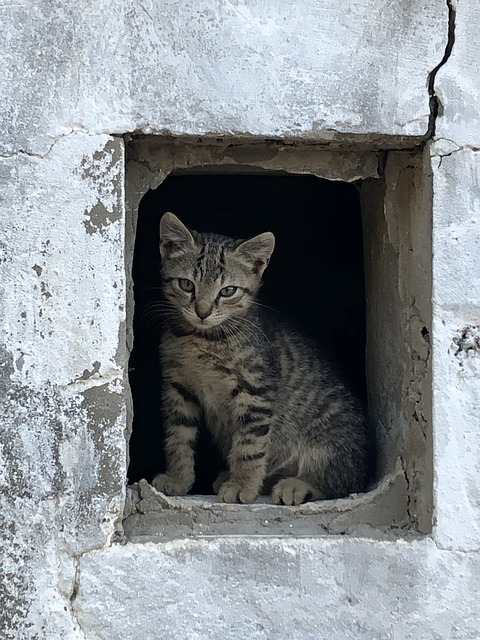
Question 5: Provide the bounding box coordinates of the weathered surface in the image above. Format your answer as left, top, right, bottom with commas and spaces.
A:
435, 0, 480, 147
430, 150, 480, 551
75, 537, 480, 640
0, 0, 447, 156
122, 472, 409, 541
0, 134, 127, 637
2, 0, 480, 638
361, 149, 433, 534
429, 0, 480, 552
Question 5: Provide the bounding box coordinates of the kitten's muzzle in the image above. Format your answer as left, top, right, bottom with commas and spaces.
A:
194, 299, 213, 320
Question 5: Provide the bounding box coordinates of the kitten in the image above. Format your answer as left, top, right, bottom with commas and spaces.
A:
152, 212, 369, 504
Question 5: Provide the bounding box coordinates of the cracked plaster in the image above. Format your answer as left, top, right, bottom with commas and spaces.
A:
73, 537, 480, 640
435, 0, 480, 147
0, 0, 447, 157
2, 0, 480, 638
0, 133, 128, 638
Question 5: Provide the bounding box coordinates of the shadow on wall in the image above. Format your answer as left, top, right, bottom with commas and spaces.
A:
128, 173, 366, 492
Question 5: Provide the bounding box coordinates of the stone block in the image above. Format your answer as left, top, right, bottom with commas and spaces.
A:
0, 1, 447, 155
0, 133, 128, 637
435, 0, 480, 147
432, 311, 480, 551
74, 538, 480, 640
432, 149, 480, 307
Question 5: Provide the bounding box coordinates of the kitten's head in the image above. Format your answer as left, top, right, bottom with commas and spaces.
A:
159, 212, 275, 330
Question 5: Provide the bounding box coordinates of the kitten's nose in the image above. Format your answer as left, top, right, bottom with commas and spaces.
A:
195, 299, 213, 320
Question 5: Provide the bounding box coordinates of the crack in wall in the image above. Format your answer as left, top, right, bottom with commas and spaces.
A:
426, 0, 456, 138
66, 525, 129, 637
401, 457, 414, 526
433, 140, 480, 167
67, 557, 87, 640
0, 131, 126, 161
0, 131, 79, 160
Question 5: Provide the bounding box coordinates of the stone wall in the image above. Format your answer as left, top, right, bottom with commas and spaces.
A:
1, 1, 480, 638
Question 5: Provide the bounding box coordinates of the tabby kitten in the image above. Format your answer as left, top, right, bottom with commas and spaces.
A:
152, 212, 369, 505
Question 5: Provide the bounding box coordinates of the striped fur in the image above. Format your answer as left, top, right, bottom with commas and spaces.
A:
152, 213, 369, 504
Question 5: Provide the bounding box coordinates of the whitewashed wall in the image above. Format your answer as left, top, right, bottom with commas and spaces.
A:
2, 1, 480, 638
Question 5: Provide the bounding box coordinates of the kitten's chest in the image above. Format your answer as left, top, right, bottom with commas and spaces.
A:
164, 336, 236, 409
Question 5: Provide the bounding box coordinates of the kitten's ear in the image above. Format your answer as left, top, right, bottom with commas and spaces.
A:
235, 232, 275, 275
159, 212, 195, 259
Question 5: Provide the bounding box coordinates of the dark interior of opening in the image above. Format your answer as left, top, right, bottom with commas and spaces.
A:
128, 173, 366, 492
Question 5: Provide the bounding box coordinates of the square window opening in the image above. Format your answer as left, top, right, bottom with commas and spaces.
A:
123, 138, 433, 539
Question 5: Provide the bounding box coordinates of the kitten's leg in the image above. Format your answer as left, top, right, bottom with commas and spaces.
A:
152, 381, 200, 496
218, 414, 271, 504
212, 470, 230, 494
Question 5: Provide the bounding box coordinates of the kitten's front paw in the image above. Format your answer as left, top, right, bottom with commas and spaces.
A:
218, 480, 258, 504
152, 473, 192, 496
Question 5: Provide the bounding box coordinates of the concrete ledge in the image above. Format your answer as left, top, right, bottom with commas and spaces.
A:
123, 464, 409, 541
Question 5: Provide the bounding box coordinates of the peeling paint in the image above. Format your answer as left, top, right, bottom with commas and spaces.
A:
83, 201, 113, 236
80, 140, 123, 238
0, 133, 127, 637
452, 325, 480, 359
0, 0, 479, 637
451, 325, 480, 378
75, 361, 101, 382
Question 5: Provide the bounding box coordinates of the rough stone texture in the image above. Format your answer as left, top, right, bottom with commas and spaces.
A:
0, 0, 446, 157
1, 0, 480, 638
361, 149, 433, 534
429, 0, 480, 552
122, 471, 409, 541
435, 0, 480, 147
430, 149, 480, 552
0, 134, 127, 637
74, 538, 480, 640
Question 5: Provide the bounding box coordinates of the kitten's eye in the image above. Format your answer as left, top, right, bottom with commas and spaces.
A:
178, 278, 195, 293
219, 286, 238, 298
